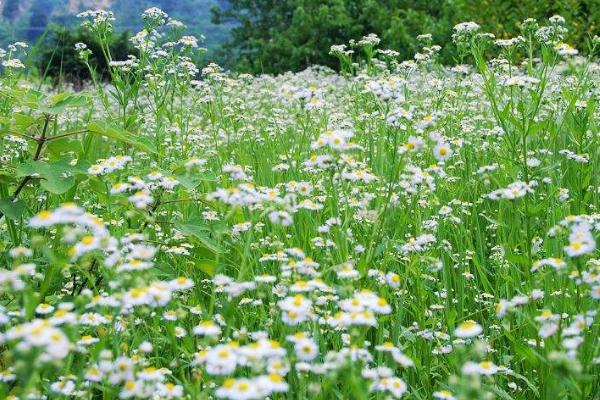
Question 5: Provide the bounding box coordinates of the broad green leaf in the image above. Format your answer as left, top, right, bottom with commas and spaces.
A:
3, 88, 43, 109
13, 113, 36, 131
15, 160, 81, 194
87, 177, 109, 201
175, 220, 220, 254
43, 93, 90, 114
49, 158, 91, 176
40, 176, 76, 194
175, 172, 216, 190
16, 160, 86, 179
45, 138, 84, 157
16, 160, 52, 177
0, 198, 26, 219
197, 260, 217, 276
88, 120, 157, 154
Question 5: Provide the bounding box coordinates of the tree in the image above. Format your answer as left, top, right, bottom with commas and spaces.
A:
211, 0, 460, 73
212, 0, 600, 74
212, 0, 358, 73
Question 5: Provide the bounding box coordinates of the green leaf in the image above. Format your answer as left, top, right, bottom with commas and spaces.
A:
506, 253, 530, 268
15, 160, 80, 194
42, 93, 90, 114
13, 113, 36, 131
16, 160, 52, 177
197, 260, 217, 276
0, 198, 26, 219
0, 171, 17, 184
86, 177, 109, 201
174, 220, 220, 254
505, 369, 540, 396
40, 176, 76, 194
480, 213, 507, 228
526, 202, 546, 217
491, 386, 516, 400
175, 172, 216, 190
3, 88, 43, 109
88, 120, 157, 154
49, 158, 91, 176
45, 138, 84, 157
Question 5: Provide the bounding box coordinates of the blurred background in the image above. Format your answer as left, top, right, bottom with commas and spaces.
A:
0, 0, 598, 78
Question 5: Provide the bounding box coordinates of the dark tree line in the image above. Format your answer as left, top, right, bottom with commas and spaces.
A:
211, 0, 600, 74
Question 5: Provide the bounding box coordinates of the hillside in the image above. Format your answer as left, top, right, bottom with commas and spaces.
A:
0, 0, 230, 50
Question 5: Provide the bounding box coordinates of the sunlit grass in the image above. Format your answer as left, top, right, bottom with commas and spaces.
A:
0, 8, 599, 400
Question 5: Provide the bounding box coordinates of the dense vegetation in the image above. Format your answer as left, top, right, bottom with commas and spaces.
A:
37, 26, 134, 85
3, 1, 599, 77
1, 5, 600, 399
212, 0, 600, 73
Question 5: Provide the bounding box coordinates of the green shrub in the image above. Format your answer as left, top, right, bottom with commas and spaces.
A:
213, 0, 600, 74
36, 25, 135, 84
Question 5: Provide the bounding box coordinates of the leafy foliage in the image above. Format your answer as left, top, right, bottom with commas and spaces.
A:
213, 0, 600, 73
2, 6, 600, 400
36, 25, 135, 84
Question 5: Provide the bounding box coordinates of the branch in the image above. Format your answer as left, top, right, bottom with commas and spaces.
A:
0, 114, 51, 221
45, 129, 89, 142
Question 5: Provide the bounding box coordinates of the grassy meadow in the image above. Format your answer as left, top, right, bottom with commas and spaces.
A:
0, 8, 600, 400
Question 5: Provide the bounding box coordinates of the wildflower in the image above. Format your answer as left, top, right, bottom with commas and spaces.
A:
169, 276, 194, 290
157, 382, 184, 398
462, 360, 499, 375
564, 222, 596, 257
454, 320, 483, 338
28, 210, 57, 228
434, 390, 457, 400
9, 246, 32, 258
371, 376, 408, 398
433, 141, 453, 162
268, 210, 293, 226
295, 338, 319, 361
35, 303, 55, 315
193, 320, 222, 337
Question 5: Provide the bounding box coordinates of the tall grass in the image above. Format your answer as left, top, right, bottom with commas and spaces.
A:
0, 8, 599, 400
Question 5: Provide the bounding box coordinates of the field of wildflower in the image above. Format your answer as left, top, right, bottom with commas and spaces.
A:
1, 7, 600, 400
